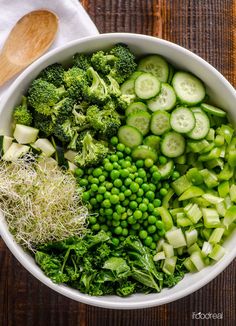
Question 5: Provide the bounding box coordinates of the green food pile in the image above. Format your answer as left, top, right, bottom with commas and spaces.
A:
1, 44, 235, 297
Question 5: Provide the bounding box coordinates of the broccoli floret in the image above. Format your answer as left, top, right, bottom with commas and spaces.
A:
63, 67, 88, 100
72, 107, 90, 130
52, 97, 75, 123
86, 104, 121, 138
91, 51, 116, 74
54, 119, 76, 143
28, 79, 66, 116
74, 132, 108, 167
73, 53, 91, 70
13, 96, 33, 126
106, 75, 121, 98
109, 44, 137, 83
33, 112, 54, 137
114, 94, 136, 111
38, 63, 65, 87
86, 67, 110, 104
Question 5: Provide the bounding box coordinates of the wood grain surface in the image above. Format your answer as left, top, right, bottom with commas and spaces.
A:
0, 1, 235, 325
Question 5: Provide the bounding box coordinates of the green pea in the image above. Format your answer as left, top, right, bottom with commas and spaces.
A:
119, 193, 125, 201
114, 226, 122, 235
92, 223, 100, 231
121, 212, 128, 220
104, 208, 113, 216
93, 167, 103, 177
148, 215, 157, 224
152, 171, 161, 181
150, 242, 157, 250
110, 170, 120, 180
130, 182, 139, 193
121, 220, 128, 228
105, 162, 113, 171
102, 199, 111, 208
139, 230, 148, 239
130, 194, 137, 201
150, 166, 158, 173
120, 185, 127, 192
120, 169, 129, 178
153, 198, 161, 207
132, 223, 141, 230
149, 184, 156, 192
87, 168, 93, 175
112, 238, 120, 246
160, 188, 168, 196
144, 158, 154, 168
142, 212, 149, 220
122, 161, 131, 168
113, 212, 121, 221
128, 216, 136, 224
90, 198, 97, 206
99, 215, 106, 223
133, 210, 142, 219
111, 187, 119, 195
159, 155, 167, 165
91, 177, 99, 184
122, 228, 129, 236
112, 220, 120, 227
135, 177, 143, 185
114, 179, 123, 188
136, 159, 144, 168
162, 182, 170, 189
158, 229, 166, 236
110, 194, 119, 204
124, 189, 132, 197
123, 199, 130, 206
148, 225, 156, 234
117, 152, 124, 159
143, 198, 149, 205
91, 184, 98, 192
117, 143, 125, 151
105, 182, 113, 190
75, 168, 84, 177
99, 175, 106, 183
96, 194, 103, 202
129, 201, 138, 210
139, 203, 148, 212
98, 186, 106, 194
137, 189, 144, 197
104, 191, 111, 199
89, 216, 97, 224
116, 204, 123, 214
172, 171, 180, 180
110, 136, 119, 146
101, 224, 109, 231
124, 178, 132, 187
153, 208, 160, 217
79, 179, 88, 187
153, 233, 159, 242
144, 236, 153, 246
141, 183, 149, 192
156, 220, 164, 229
136, 197, 142, 203
124, 147, 132, 155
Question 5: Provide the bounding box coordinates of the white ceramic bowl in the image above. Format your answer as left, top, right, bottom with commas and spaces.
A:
0, 33, 235, 310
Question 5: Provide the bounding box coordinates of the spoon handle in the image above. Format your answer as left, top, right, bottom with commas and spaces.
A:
0, 54, 23, 86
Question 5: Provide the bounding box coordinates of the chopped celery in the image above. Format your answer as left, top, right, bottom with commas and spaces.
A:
201, 241, 213, 257
229, 184, 236, 202
177, 215, 193, 227
202, 208, 221, 228
187, 139, 209, 153
215, 201, 226, 217
218, 181, 229, 198
186, 168, 203, 185
223, 206, 236, 228
224, 195, 232, 209
157, 207, 173, 230
170, 208, 184, 217
214, 135, 224, 146
218, 163, 234, 181
156, 239, 165, 253
202, 228, 212, 240
187, 243, 201, 255
200, 169, 219, 188
183, 257, 197, 272
162, 188, 175, 208
202, 193, 224, 205
171, 175, 192, 196
185, 229, 198, 247
206, 128, 215, 141
191, 197, 211, 207
228, 150, 236, 167
205, 158, 224, 170
190, 251, 205, 271
153, 251, 165, 261
209, 244, 226, 261
178, 186, 204, 201
217, 125, 234, 144
184, 203, 202, 223
174, 154, 186, 164
165, 228, 186, 248
208, 228, 225, 244
199, 147, 222, 162
162, 257, 177, 275
162, 242, 174, 258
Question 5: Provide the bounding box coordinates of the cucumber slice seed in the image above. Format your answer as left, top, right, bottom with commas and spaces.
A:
120, 79, 136, 96
201, 103, 226, 117
150, 111, 171, 135
187, 110, 210, 140
126, 102, 147, 116
147, 83, 176, 112
161, 131, 185, 158
172, 71, 205, 105
118, 125, 143, 148
126, 111, 151, 136
134, 73, 161, 100
138, 54, 169, 82
170, 107, 196, 133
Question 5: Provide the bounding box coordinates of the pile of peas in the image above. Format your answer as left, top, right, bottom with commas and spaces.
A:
75, 136, 180, 250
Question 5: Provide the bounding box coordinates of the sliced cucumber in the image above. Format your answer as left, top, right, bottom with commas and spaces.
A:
132, 145, 158, 162
161, 131, 185, 158
158, 160, 174, 178
172, 71, 205, 105
13, 124, 39, 144
143, 135, 161, 150
0, 135, 13, 156
167, 64, 175, 84
118, 125, 143, 148
201, 103, 226, 117
170, 107, 195, 133
150, 111, 171, 135
2, 143, 30, 161
120, 79, 136, 96
34, 138, 56, 157
147, 83, 176, 112
137, 54, 169, 82
134, 73, 161, 100
126, 111, 151, 136
187, 110, 210, 140
125, 102, 147, 116
129, 71, 143, 80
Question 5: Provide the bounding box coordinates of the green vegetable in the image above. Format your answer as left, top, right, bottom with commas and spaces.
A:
13, 96, 33, 126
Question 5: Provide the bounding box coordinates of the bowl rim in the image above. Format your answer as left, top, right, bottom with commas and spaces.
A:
0, 32, 236, 310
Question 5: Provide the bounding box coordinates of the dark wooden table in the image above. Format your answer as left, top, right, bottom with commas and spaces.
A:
0, 1, 235, 325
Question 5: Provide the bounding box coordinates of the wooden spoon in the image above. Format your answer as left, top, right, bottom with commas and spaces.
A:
0, 10, 58, 86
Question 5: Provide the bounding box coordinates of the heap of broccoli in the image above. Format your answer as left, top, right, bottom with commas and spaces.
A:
14, 44, 137, 167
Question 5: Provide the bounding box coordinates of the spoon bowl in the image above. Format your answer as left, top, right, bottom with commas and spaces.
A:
0, 10, 58, 86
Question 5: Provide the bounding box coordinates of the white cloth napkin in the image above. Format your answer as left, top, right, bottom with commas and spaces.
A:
0, 0, 99, 98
